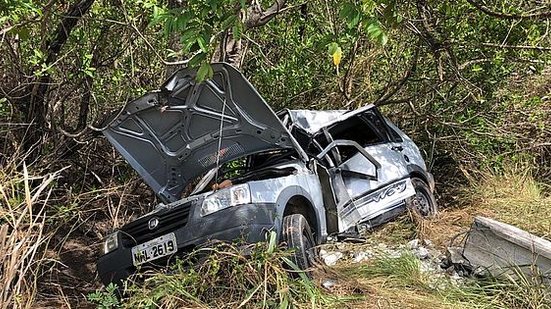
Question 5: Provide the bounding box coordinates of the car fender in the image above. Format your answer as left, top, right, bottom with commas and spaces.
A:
407, 164, 435, 192
270, 185, 324, 242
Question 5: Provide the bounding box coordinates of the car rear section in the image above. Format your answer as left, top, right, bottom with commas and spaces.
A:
280, 106, 435, 231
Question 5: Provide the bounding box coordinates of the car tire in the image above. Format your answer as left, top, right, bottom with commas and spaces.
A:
281, 214, 316, 272
408, 177, 437, 217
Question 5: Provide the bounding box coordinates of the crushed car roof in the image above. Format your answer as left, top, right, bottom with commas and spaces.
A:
282, 105, 376, 134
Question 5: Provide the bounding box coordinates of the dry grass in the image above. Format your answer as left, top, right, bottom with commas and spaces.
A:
464, 165, 551, 238
0, 160, 65, 308
331, 161, 551, 309
417, 162, 551, 248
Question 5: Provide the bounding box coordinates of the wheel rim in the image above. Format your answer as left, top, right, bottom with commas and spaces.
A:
414, 189, 431, 216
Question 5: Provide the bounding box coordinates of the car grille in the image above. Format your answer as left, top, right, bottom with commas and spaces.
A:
120, 202, 192, 246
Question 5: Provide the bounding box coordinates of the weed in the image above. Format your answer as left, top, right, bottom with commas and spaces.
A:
337, 246, 551, 309
87, 283, 121, 309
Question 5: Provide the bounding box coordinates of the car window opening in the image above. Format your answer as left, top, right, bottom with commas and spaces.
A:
313, 115, 382, 162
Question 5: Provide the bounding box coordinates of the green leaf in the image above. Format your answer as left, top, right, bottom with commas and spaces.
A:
366, 20, 388, 45
339, 3, 361, 29
180, 29, 198, 50
366, 21, 382, 38
339, 3, 354, 19
348, 11, 361, 28
327, 42, 339, 56
188, 52, 206, 67
197, 36, 208, 53
221, 14, 237, 30
232, 21, 243, 40
196, 62, 213, 81
379, 32, 388, 45
267, 231, 277, 254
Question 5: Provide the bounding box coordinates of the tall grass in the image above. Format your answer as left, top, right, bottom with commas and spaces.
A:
128, 242, 341, 308
464, 162, 551, 238
339, 251, 551, 309
89, 233, 347, 308
0, 160, 63, 308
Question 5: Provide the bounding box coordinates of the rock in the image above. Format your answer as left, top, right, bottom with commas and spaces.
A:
322, 278, 338, 289
407, 239, 420, 250
414, 247, 430, 260
321, 251, 343, 266
352, 251, 373, 263
387, 249, 402, 258
423, 239, 434, 248
420, 260, 435, 273
446, 247, 468, 265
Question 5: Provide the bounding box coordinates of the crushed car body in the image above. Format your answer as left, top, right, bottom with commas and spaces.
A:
97, 63, 436, 285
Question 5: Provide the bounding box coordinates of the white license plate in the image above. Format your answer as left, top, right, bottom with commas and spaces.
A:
131, 233, 177, 266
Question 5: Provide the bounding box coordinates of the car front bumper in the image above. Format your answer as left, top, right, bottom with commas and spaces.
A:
97, 202, 277, 286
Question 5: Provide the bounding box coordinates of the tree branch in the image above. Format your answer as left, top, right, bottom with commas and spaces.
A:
465, 0, 551, 20
245, 0, 288, 29
374, 41, 421, 105
480, 42, 551, 51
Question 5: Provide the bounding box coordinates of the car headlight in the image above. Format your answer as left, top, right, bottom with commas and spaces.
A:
103, 231, 119, 254
200, 184, 251, 217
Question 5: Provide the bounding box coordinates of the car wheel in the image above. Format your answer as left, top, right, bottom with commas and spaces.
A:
408, 177, 437, 217
281, 214, 316, 272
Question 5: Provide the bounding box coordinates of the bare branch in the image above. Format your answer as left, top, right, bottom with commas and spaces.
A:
465, 0, 551, 19
374, 41, 421, 106
245, 0, 289, 29
480, 42, 551, 51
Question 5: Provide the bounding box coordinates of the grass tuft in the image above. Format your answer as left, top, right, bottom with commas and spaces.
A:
0, 159, 64, 308
464, 163, 551, 238
90, 235, 349, 308
336, 250, 551, 309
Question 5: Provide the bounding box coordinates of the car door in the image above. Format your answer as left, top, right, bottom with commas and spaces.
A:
314, 108, 415, 231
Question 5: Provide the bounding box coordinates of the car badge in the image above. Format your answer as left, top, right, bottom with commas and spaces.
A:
148, 218, 159, 230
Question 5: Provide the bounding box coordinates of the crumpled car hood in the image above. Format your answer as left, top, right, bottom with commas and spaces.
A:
103, 63, 299, 203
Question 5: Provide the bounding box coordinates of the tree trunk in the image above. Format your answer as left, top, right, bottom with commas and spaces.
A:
23, 0, 95, 158
221, 31, 244, 68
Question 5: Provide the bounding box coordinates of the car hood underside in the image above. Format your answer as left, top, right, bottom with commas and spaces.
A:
103, 63, 298, 203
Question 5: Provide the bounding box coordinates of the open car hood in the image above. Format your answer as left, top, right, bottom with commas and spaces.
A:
103, 63, 301, 203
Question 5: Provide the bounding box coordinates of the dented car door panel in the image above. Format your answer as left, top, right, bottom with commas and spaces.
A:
309, 109, 417, 231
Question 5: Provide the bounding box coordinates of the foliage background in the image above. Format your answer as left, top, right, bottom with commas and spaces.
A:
0, 0, 550, 306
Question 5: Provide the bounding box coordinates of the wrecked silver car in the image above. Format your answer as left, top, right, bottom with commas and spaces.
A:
97, 63, 436, 285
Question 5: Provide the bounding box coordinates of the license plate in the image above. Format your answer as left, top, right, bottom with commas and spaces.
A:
131, 233, 177, 266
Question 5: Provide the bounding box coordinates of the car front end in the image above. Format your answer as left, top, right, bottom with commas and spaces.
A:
97, 185, 279, 285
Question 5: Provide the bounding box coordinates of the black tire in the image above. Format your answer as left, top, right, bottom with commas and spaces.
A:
407, 177, 437, 217
281, 214, 316, 272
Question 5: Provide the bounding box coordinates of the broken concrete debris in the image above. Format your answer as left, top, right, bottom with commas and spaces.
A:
463, 216, 551, 283
318, 238, 467, 290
